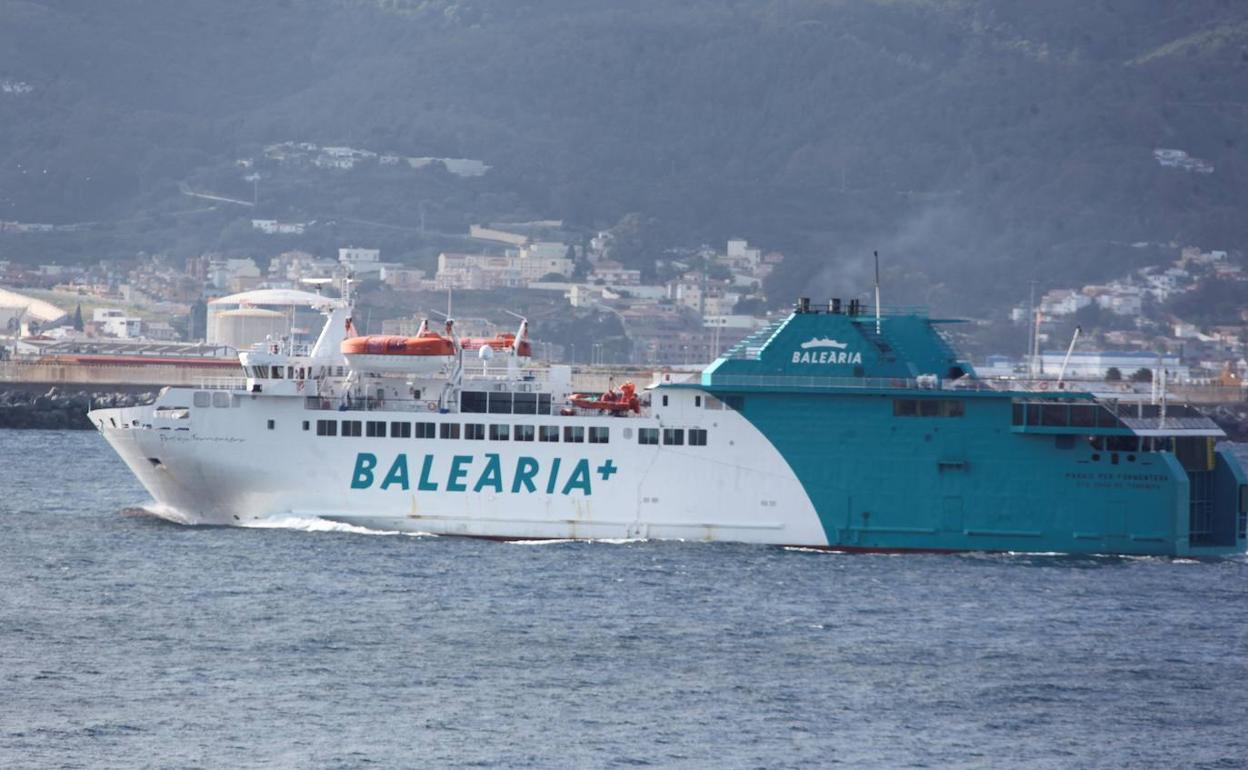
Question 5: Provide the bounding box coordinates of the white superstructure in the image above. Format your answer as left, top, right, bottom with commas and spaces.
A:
89, 301, 825, 545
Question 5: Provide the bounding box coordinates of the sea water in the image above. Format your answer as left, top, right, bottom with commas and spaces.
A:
2, 430, 1246, 769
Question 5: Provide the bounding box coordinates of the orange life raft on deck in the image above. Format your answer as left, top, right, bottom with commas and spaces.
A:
569, 381, 641, 414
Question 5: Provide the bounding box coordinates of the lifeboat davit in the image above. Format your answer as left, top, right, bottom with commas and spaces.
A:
569, 381, 641, 414
341, 321, 457, 376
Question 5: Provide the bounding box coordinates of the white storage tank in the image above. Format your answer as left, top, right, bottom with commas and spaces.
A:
213, 308, 288, 350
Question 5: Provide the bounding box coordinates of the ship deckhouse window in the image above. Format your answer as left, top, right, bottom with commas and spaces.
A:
440, 423, 460, 440
415, 422, 435, 439
513, 393, 538, 415
689, 429, 708, 446
638, 428, 659, 445
391, 421, 411, 438
267, 419, 275, 430
1041, 403, 1067, 426
342, 420, 362, 437
694, 395, 702, 407
704, 395, 723, 410
271, 366, 282, 379
894, 399, 963, 418
193, 391, 210, 407
1070, 404, 1095, 427
588, 427, 609, 444
489, 393, 512, 414
539, 426, 560, 442
514, 425, 535, 442
316, 419, 337, 436
539, 394, 552, 415
466, 424, 485, 440
462, 392, 487, 413
302, 420, 310, 431
366, 421, 386, 437
564, 426, 585, 443
490, 424, 509, 441
212, 392, 231, 408
662, 395, 669, 407
662, 428, 684, 446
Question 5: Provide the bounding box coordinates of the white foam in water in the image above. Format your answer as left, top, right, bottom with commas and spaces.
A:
122, 503, 200, 526
242, 516, 434, 537
506, 537, 650, 546
123, 503, 434, 537
507, 538, 578, 545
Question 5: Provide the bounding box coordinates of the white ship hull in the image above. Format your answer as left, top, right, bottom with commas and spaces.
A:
90, 388, 827, 545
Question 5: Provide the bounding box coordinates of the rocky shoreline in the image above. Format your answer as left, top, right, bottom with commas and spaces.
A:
0, 387, 157, 430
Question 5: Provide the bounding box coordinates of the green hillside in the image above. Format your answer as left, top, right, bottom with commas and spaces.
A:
1, 0, 1245, 311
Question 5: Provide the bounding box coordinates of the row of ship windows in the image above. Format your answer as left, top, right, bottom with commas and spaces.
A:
301, 419, 708, 446
247, 366, 348, 380
461, 392, 726, 414
892, 399, 964, 418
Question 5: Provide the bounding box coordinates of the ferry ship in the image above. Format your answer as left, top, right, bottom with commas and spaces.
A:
90, 294, 1248, 556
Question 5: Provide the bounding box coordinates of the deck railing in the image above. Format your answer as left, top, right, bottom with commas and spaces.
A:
704, 373, 1003, 392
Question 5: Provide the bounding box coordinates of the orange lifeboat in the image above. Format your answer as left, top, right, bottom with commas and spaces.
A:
460, 333, 533, 357
341, 320, 458, 375
341, 334, 455, 357
460, 319, 532, 358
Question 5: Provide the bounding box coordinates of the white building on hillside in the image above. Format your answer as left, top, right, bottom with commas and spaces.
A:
339, 247, 382, 275
726, 239, 762, 270
516, 242, 572, 281
436, 253, 522, 290
92, 308, 142, 339
1039, 289, 1091, 316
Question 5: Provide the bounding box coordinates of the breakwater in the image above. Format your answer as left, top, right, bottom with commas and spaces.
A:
0, 387, 156, 430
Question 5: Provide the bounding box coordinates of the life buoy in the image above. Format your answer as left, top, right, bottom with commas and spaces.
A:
426, 401, 438, 411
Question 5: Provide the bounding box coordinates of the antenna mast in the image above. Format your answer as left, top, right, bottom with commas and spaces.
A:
1057, 325, 1081, 385
873, 250, 881, 335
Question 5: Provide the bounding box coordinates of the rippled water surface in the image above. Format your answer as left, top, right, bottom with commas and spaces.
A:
2, 430, 1247, 769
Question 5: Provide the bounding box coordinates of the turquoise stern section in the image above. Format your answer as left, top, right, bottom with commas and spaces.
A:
711, 390, 1200, 554
693, 304, 1247, 556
